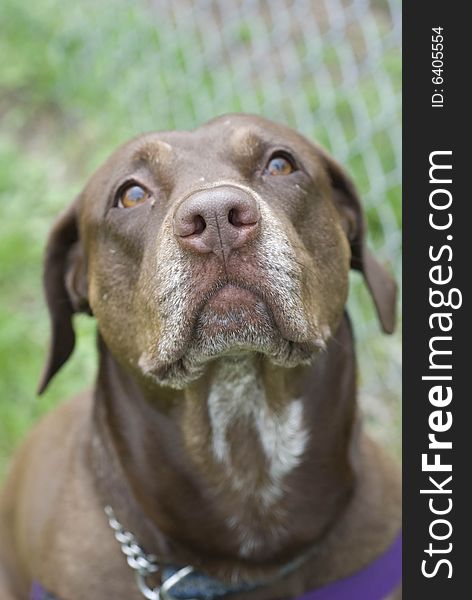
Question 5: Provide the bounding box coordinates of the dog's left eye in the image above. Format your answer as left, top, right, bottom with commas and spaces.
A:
264, 154, 296, 176
117, 184, 150, 209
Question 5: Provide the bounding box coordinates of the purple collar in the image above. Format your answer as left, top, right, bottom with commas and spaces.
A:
31, 531, 402, 600
297, 531, 402, 600
30, 582, 56, 600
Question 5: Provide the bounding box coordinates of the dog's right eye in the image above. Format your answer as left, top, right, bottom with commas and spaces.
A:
117, 184, 150, 209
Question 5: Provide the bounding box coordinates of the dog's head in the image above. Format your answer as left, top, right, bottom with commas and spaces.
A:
38, 114, 396, 392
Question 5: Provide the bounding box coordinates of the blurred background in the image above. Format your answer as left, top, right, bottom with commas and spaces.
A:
0, 0, 401, 478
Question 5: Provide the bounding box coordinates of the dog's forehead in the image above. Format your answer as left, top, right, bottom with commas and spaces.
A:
111, 114, 319, 171
199, 113, 311, 148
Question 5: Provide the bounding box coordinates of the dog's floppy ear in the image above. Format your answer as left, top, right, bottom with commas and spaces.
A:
321, 150, 397, 334
37, 198, 90, 394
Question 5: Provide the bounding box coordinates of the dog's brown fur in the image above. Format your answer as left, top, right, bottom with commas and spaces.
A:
0, 114, 401, 599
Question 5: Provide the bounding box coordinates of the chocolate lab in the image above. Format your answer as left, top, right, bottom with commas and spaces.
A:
0, 114, 401, 599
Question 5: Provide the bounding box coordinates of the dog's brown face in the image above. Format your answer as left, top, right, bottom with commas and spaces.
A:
39, 114, 396, 392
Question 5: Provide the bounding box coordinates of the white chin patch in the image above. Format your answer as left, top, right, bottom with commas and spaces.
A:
208, 357, 310, 557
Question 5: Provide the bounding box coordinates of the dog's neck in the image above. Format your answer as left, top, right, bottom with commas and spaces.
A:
91, 315, 359, 576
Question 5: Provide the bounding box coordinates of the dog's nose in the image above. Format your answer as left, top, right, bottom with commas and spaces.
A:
174, 186, 260, 257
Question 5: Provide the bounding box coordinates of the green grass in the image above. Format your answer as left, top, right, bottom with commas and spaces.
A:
0, 0, 401, 478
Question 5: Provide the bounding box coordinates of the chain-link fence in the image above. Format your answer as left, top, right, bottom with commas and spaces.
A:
1, 0, 401, 459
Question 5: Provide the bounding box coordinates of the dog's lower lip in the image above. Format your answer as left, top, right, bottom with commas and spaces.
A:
197, 284, 272, 335
206, 284, 260, 311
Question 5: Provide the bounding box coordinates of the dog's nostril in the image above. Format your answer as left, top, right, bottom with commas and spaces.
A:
228, 208, 238, 226
175, 213, 206, 237
228, 207, 255, 228
193, 215, 206, 235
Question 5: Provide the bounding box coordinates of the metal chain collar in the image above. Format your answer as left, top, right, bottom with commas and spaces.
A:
104, 505, 196, 600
